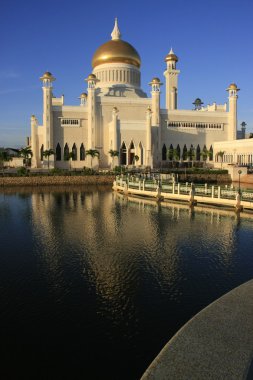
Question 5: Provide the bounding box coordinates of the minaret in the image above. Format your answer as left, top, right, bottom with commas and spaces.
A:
164, 49, 180, 110
40, 72, 55, 151
31, 115, 38, 168
226, 83, 240, 140
85, 74, 99, 149
149, 77, 162, 164
79, 92, 87, 106
146, 106, 152, 167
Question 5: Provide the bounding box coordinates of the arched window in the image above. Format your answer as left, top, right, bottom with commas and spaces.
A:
128, 141, 135, 165
64, 143, 69, 161
40, 144, 44, 161
120, 142, 127, 165
80, 144, 85, 161
209, 145, 213, 161
56, 143, 61, 161
168, 144, 173, 161
196, 144, 201, 161
72, 143, 77, 161
138, 142, 144, 165
182, 144, 187, 160
176, 144, 181, 160
162, 144, 167, 161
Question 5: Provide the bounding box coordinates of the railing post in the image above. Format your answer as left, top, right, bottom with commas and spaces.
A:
211, 186, 214, 198
143, 180, 145, 191
178, 183, 180, 194
172, 182, 175, 194
205, 183, 208, 195
218, 186, 221, 199
139, 181, 141, 190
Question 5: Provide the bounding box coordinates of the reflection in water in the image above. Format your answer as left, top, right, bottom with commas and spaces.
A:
1, 186, 253, 380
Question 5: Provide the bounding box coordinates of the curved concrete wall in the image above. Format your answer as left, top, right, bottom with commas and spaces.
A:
141, 279, 253, 380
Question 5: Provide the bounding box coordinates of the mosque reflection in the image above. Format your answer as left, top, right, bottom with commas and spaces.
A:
29, 186, 251, 314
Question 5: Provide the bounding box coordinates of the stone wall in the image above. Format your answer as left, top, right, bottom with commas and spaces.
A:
0, 175, 115, 187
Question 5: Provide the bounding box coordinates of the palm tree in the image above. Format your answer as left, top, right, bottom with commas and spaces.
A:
19, 146, 33, 168
217, 151, 225, 169
86, 149, 100, 169
200, 149, 211, 167
43, 149, 55, 169
109, 149, 119, 169
133, 154, 139, 165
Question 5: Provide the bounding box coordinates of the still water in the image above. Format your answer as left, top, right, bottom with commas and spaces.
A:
1, 185, 253, 379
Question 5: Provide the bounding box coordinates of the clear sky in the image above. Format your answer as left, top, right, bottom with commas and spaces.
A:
1, 0, 253, 147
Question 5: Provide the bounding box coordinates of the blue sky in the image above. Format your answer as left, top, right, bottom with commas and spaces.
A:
1, 0, 252, 147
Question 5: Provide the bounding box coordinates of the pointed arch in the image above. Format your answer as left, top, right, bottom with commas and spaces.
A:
80, 143, 85, 161
138, 142, 144, 165
162, 144, 167, 161
209, 145, 213, 160
64, 143, 69, 161
168, 144, 173, 161
196, 144, 201, 161
128, 140, 135, 164
120, 142, 127, 165
40, 144, 44, 161
176, 144, 181, 160
72, 143, 77, 161
182, 144, 187, 160
56, 143, 61, 161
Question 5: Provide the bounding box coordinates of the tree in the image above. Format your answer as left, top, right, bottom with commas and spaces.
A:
217, 151, 225, 169
133, 155, 139, 165
86, 149, 100, 169
200, 149, 211, 167
0, 151, 12, 174
20, 146, 33, 168
109, 149, 119, 169
43, 149, 55, 169
187, 147, 195, 167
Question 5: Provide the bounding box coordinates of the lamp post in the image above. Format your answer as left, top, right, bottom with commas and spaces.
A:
238, 169, 242, 194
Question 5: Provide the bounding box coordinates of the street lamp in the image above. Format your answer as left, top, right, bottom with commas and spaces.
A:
238, 169, 242, 194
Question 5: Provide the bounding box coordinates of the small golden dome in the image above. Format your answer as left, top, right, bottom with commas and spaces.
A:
165, 48, 178, 62
40, 71, 55, 81
151, 77, 161, 83
79, 92, 87, 98
227, 83, 239, 91
92, 39, 141, 68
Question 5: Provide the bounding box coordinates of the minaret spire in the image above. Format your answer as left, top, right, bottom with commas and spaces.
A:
111, 18, 121, 40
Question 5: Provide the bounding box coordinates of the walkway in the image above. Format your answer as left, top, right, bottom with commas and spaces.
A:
140, 279, 253, 380
113, 177, 253, 211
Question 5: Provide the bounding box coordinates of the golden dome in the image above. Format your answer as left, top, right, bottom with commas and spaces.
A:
92, 19, 141, 69
151, 77, 161, 83
92, 39, 141, 68
165, 48, 178, 62
40, 71, 55, 81
79, 92, 87, 98
227, 83, 240, 91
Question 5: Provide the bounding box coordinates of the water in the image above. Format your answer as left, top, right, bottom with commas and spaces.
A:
1, 185, 253, 380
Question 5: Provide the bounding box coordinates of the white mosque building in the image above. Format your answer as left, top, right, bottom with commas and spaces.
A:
30, 19, 248, 170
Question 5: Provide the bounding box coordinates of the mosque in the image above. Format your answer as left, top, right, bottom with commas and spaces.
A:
30, 19, 243, 169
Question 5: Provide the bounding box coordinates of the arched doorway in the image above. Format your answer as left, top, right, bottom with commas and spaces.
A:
128, 141, 135, 164
162, 144, 167, 161
138, 142, 144, 165
120, 142, 127, 165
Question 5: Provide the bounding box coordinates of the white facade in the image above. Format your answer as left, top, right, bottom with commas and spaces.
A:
31, 19, 244, 170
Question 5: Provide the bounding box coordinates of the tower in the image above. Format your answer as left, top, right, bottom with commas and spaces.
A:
85, 74, 99, 150
164, 49, 180, 110
40, 72, 55, 152
226, 83, 240, 140
149, 77, 163, 165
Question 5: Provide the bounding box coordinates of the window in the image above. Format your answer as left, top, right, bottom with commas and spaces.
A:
56, 143, 61, 161
80, 144, 85, 161
72, 143, 77, 161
